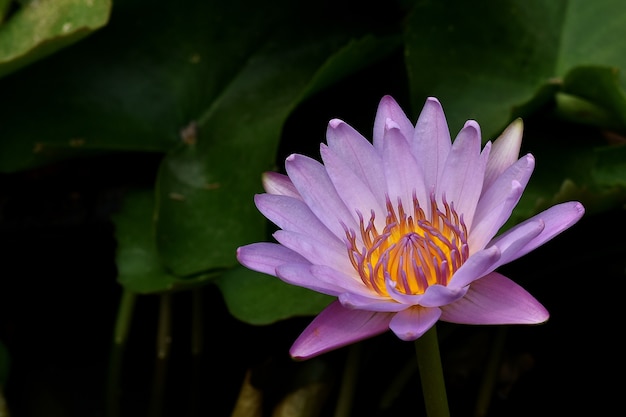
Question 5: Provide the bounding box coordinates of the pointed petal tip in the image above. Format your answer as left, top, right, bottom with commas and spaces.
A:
421, 97, 445, 115
462, 120, 481, 134
574, 201, 585, 215
379, 94, 398, 105
510, 117, 524, 128
533, 306, 550, 324
328, 118, 344, 129
495, 118, 524, 147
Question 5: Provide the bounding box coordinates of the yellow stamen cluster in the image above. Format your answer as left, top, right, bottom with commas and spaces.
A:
346, 194, 468, 296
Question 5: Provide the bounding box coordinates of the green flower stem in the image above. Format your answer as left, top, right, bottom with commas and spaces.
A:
106, 289, 137, 417
414, 325, 450, 417
334, 343, 361, 417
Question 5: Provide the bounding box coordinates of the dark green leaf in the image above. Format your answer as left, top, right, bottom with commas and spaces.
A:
404, 0, 626, 139
155, 33, 401, 276
216, 266, 332, 325
113, 188, 216, 294
0, 0, 111, 78
405, 0, 564, 138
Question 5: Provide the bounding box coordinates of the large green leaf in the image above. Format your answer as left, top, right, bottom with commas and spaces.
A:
0, 0, 296, 171
0, 0, 111, 78
96, 0, 401, 303
405, 0, 626, 139
154, 34, 401, 277
113, 189, 215, 294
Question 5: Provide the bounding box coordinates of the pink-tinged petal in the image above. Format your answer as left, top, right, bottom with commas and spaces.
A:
262, 172, 302, 199
383, 124, 429, 216
483, 119, 524, 191
487, 219, 545, 269
489, 201, 585, 265
448, 246, 501, 288
440, 272, 549, 324
470, 154, 535, 248
437, 121, 485, 229
285, 153, 358, 239
255, 194, 342, 247
290, 300, 394, 360
385, 277, 424, 305
320, 144, 385, 225
417, 284, 468, 308
411, 97, 451, 191
326, 119, 387, 205
273, 230, 353, 275
276, 263, 373, 297
373, 95, 414, 152
236, 243, 309, 276
468, 180, 523, 251
384, 280, 467, 308
389, 306, 441, 341
480, 153, 534, 202
339, 292, 407, 312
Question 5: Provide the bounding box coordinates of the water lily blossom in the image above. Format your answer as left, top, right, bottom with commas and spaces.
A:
237, 95, 584, 360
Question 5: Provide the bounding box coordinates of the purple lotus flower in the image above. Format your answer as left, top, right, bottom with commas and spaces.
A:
237, 95, 584, 360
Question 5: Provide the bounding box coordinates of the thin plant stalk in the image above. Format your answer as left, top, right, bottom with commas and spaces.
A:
334, 343, 361, 417
414, 325, 450, 417
106, 289, 137, 417
474, 327, 507, 417
149, 293, 172, 417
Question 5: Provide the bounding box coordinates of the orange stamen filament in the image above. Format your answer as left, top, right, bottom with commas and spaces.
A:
346, 193, 468, 296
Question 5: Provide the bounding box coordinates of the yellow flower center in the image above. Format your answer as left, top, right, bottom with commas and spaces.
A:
346, 194, 469, 296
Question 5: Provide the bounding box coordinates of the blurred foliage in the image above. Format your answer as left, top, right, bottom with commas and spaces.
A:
1, 0, 625, 327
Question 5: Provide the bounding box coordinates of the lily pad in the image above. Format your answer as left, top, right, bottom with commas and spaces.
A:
404, 0, 626, 139
0, 0, 111, 78
113, 188, 216, 294
216, 266, 332, 325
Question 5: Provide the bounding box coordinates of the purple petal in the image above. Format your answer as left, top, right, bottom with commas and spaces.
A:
468, 180, 523, 251
276, 263, 373, 297
373, 95, 414, 152
290, 300, 393, 360
487, 219, 545, 269
448, 246, 501, 288
440, 272, 549, 324
320, 144, 385, 224
412, 97, 451, 191
382, 278, 466, 307
483, 119, 524, 191
417, 284, 468, 308
273, 230, 353, 274
389, 306, 441, 341
383, 124, 429, 216
285, 153, 358, 239
339, 292, 407, 312
255, 194, 342, 246
470, 154, 535, 249
326, 119, 387, 205
437, 121, 485, 229
236, 243, 309, 276
262, 172, 301, 199
489, 201, 585, 265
